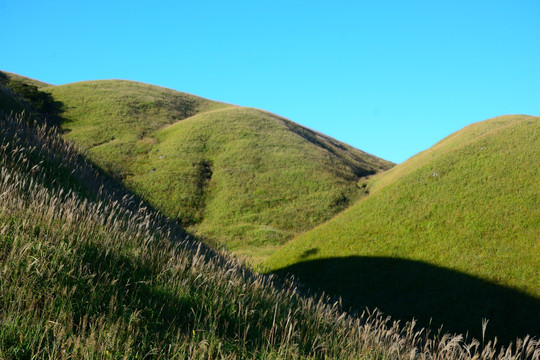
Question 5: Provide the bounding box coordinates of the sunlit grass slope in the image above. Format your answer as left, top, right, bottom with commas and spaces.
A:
0, 95, 371, 359
4, 86, 533, 359
44, 80, 393, 262
44, 80, 229, 175
266, 115, 540, 340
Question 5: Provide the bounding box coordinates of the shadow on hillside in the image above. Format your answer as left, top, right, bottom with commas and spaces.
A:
273, 256, 540, 345
280, 120, 378, 178
1, 100, 224, 268
0, 71, 64, 127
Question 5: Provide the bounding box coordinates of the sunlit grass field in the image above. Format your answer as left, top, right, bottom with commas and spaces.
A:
265, 115, 540, 341
4, 76, 537, 359
44, 80, 392, 262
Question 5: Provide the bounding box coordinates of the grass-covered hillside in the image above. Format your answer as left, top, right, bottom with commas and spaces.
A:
0, 71, 51, 88
4, 78, 533, 359
42, 79, 393, 262
265, 115, 540, 342
0, 71, 59, 122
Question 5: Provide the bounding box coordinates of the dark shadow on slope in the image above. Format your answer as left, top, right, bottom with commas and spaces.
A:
0, 106, 224, 267
280, 120, 379, 178
273, 256, 540, 345
0, 71, 64, 127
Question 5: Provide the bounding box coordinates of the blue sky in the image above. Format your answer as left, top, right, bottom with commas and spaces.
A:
2, 0, 539, 163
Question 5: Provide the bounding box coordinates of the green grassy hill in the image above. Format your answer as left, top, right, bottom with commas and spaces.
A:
265, 115, 540, 342
3, 78, 530, 359
0, 87, 368, 359
43, 80, 393, 263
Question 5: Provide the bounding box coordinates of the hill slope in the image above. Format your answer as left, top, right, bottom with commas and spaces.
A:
0, 89, 365, 359
265, 115, 540, 341
0, 70, 51, 88
0, 71, 59, 120
44, 80, 393, 262
3, 81, 529, 359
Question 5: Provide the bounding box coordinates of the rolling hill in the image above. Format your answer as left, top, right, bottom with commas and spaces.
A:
265, 115, 540, 342
0, 78, 380, 359
3, 72, 532, 359
41, 79, 393, 262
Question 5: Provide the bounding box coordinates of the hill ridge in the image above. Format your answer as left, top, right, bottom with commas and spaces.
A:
366, 114, 535, 195
0, 70, 52, 88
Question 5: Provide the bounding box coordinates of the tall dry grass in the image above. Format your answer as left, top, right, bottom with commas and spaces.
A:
0, 109, 538, 359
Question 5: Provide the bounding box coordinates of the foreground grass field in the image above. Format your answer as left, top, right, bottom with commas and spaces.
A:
266, 115, 540, 342
4, 76, 538, 359
42, 79, 392, 262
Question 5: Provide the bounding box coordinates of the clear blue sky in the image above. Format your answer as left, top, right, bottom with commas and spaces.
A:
2, 0, 539, 163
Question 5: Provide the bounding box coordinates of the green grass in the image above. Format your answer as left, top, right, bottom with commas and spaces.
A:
43, 80, 228, 175
4, 87, 534, 359
0, 70, 51, 89
0, 71, 62, 127
0, 109, 356, 359
265, 115, 540, 341
43, 80, 393, 263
